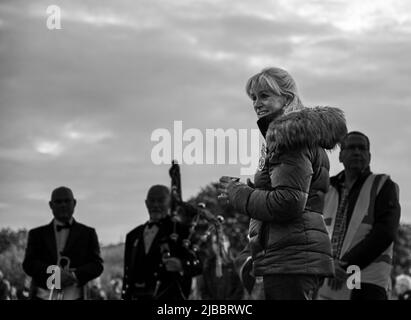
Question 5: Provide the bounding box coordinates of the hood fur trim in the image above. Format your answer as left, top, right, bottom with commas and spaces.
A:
266, 106, 347, 152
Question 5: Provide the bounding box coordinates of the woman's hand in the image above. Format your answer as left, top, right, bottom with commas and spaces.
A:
218, 176, 240, 201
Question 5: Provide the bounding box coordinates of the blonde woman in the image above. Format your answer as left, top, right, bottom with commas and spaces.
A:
219, 67, 347, 300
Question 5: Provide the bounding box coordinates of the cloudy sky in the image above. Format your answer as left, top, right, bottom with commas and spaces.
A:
1, 0, 411, 244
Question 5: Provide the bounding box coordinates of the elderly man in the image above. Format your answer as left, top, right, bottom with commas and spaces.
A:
122, 185, 201, 300
23, 186, 104, 300
318, 132, 401, 300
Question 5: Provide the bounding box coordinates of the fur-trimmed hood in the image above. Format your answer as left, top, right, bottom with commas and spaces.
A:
257, 106, 347, 152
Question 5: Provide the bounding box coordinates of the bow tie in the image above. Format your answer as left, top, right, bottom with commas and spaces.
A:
56, 224, 72, 232
147, 221, 160, 229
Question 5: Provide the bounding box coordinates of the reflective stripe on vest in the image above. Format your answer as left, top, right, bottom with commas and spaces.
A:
319, 173, 394, 299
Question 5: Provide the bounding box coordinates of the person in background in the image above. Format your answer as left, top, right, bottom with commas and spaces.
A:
87, 277, 106, 300
395, 274, 411, 300
107, 278, 123, 300
122, 185, 202, 300
9, 286, 18, 300
318, 132, 401, 300
22, 186, 104, 300
0, 271, 11, 300
16, 277, 31, 300
196, 233, 244, 300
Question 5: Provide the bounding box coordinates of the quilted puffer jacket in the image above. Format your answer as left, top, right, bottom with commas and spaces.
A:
229, 107, 347, 277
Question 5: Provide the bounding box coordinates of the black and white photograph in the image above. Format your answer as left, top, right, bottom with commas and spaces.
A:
1, 0, 411, 313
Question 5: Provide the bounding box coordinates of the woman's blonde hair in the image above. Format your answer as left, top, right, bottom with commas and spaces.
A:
245, 67, 304, 114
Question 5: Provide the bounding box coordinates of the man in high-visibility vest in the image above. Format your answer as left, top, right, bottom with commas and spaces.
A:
318, 131, 401, 300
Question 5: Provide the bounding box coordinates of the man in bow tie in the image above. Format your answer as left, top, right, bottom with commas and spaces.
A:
122, 185, 201, 300
22, 186, 104, 300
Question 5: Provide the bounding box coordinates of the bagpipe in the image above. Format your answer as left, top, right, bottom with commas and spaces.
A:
167, 160, 229, 278
145, 160, 232, 300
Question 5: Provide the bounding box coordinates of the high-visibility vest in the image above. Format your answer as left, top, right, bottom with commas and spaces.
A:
318, 174, 396, 300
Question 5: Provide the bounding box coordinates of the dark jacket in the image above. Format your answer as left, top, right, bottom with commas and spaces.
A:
330, 169, 401, 269
229, 107, 347, 277
22, 220, 104, 290
122, 216, 202, 300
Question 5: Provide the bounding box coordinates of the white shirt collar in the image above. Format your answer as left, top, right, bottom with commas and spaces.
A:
53, 217, 74, 227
